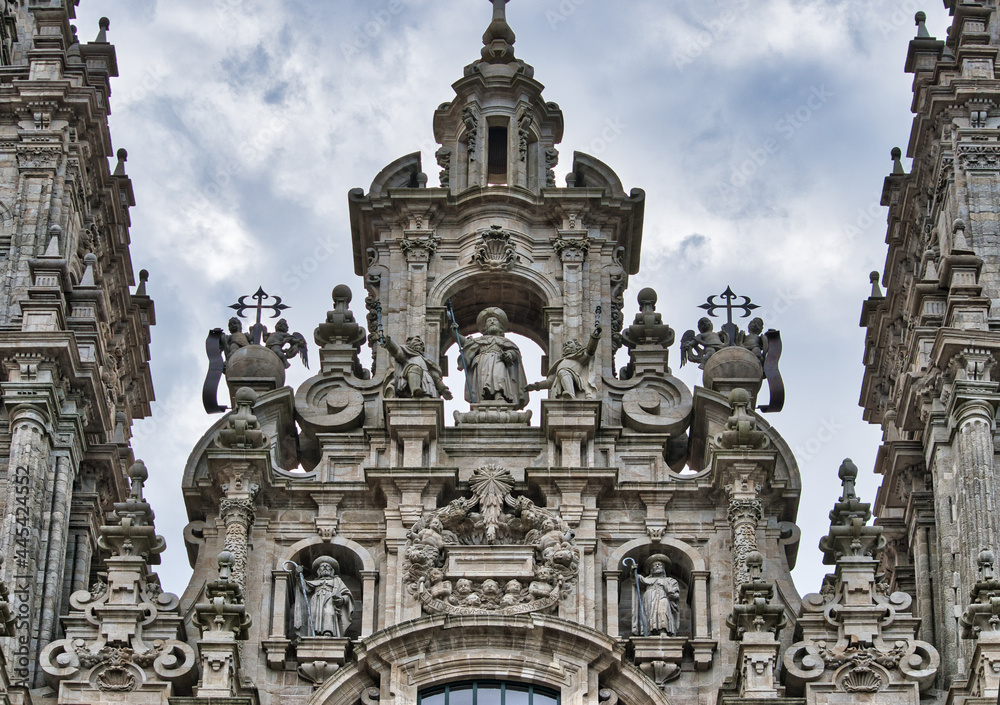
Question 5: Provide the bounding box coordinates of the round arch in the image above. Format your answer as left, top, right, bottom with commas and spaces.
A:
429, 264, 561, 354
306, 615, 671, 705
278, 536, 377, 573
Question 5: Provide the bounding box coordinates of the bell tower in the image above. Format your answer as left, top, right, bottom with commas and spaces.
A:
350, 0, 646, 416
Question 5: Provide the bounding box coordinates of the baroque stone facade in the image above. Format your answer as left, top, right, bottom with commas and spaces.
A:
3, 2, 1000, 705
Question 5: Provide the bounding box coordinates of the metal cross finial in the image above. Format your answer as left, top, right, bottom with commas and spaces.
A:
698, 286, 759, 347
229, 287, 290, 345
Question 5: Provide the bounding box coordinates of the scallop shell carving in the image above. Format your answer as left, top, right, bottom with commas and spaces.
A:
841, 666, 883, 693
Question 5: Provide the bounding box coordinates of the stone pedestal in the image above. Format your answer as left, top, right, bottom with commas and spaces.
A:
384, 398, 444, 467
454, 401, 531, 425
735, 632, 782, 698
296, 636, 350, 685
541, 399, 600, 467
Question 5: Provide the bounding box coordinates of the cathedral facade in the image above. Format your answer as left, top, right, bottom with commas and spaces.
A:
0, 2, 995, 705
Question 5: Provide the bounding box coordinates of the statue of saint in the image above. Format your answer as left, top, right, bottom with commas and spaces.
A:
526, 326, 601, 399
299, 556, 354, 637
265, 318, 309, 369
457, 307, 529, 408
383, 335, 453, 399
680, 317, 726, 367
224, 317, 251, 358
632, 554, 680, 637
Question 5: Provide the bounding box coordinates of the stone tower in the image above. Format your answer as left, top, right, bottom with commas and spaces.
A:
861, 2, 1000, 699
0, 0, 155, 695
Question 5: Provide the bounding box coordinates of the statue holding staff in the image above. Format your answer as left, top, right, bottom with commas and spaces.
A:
456, 307, 529, 409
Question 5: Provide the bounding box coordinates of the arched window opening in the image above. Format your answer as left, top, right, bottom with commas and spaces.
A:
419, 681, 559, 705
487, 125, 509, 185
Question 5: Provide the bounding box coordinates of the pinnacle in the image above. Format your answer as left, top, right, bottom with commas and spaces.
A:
482, 0, 516, 64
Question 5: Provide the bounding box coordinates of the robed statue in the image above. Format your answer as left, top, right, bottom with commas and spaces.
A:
632, 554, 680, 636
457, 307, 529, 409
295, 556, 354, 637
526, 326, 601, 400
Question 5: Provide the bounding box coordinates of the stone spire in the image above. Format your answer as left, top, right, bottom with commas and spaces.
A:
481, 0, 516, 64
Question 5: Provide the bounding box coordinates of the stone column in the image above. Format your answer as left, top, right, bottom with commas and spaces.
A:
360, 570, 379, 637
1, 403, 51, 687
37, 453, 73, 647
219, 477, 259, 592
953, 395, 999, 595
727, 477, 763, 597
553, 233, 590, 346
399, 231, 438, 340
604, 570, 621, 638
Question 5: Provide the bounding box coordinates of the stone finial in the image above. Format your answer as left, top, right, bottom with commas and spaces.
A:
113, 148, 128, 177
80, 252, 97, 287
215, 387, 268, 449
891, 147, 905, 175
482, 0, 516, 64
97, 460, 167, 563
95, 17, 110, 43
315, 284, 366, 348
43, 224, 61, 257
952, 218, 970, 252
869, 271, 884, 298
915, 11, 930, 39
716, 388, 770, 450
817, 459, 886, 564
960, 548, 1000, 639
621, 288, 675, 349
727, 550, 786, 640
135, 268, 149, 297
192, 550, 251, 639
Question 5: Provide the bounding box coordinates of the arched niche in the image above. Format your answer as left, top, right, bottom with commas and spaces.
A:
270, 537, 379, 641
604, 538, 710, 643
306, 615, 672, 705
430, 265, 560, 356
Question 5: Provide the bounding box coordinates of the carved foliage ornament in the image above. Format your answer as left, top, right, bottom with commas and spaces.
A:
403, 465, 579, 616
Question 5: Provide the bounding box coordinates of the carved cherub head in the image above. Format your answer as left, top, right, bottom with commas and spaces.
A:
504, 579, 521, 595
748, 317, 764, 335
481, 579, 501, 598
275, 318, 289, 333
455, 578, 473, 595
697, 317, 713, 334
228, 317, 242, 333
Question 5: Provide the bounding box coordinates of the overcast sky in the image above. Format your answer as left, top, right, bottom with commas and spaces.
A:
69, 0, 953, 599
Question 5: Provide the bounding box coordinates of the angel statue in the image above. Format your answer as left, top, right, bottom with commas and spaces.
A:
679, 317, 725, 368
265, 318, 309, 369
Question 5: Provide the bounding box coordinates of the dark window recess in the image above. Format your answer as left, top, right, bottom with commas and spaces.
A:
418, 682, 558, 705
487, 126, 508, 184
